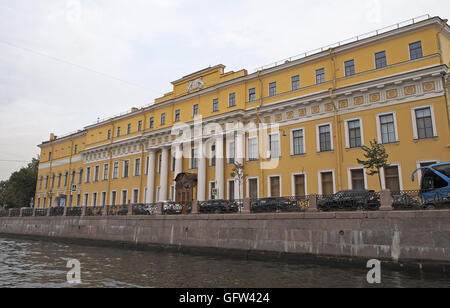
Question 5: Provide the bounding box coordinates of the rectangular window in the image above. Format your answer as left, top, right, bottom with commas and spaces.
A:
64, 173, 68, 187
172, 155, 176, 172
229, 93, 236, 107
158, 154, 162, 173
375, 51, 387, 69
193, 104, 199, 117
103, 164, 109, 181
385, 166, 400, 192
117, 127, 121, 137
210, 182, 216, 200
249, 178, 258, 199
228, 180, 235, 200
113, 162, 119, 179
248, 137, 258, 161
92, 193, 97, 207
85, 167, 91, 183
292, 129, 304, 155
415, 108, 434, 139
294, 174, 306, 197
191, 148, 198, 169
409, 41, 423, 60
76, 194, 80, 207
48, 152, 52, 161
127, 123, 131, 135
94, 166, 99, 182
351, 169, 365, 190
212, 99, 219, 113
122, 190, 128, 205
101, 192, 107, 206
269, 134, 280, 158
319, 125, 332, 152
270, 176, 281, 197
211, 145, 216, 167
149, 117, 154, 129
107, 130, 111, 140
74, 145, 78, 154
228, 141, 235, 164
344, 60, 355, 77
160, 113, 166, 125
291, 75, 300, 91
380, 114, 396, 144
348, 120, 362, 148
133, 189, 139, 204
57, 174, 62, 188
316, 68, 325, 84
84, 193, 89, 206
269, 82, 277, 97
135, 158, 141, 176
138, 120, 142, 132
123, 161, 129, 178
321, 172, 334, 195
111, 191, 117, 206
174, 109, 180, 122
249, 88, 256, 102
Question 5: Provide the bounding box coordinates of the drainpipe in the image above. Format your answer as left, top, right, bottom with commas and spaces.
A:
329, 48, 343, 192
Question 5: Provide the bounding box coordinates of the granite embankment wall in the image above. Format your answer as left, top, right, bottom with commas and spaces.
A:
1, 210, 450, 270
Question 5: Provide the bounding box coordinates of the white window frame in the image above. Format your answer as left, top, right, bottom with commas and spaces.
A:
291, 172, 308, 197
111, 191, 118, 206
94, 165, 100, 182
85, 167, 91, 183
316, 122, 334, 153
103, 163, 109, 181
267, 175, 282, 197
113, 161, 119, 179
410, 104, 438, 140
123, 159, 130, 178
290, 127, 306, 156
121, 189, 128, 205
132, 188, 140, 204
101, 191, 107, 206
267, 132, 281, 159
227, 179, 235, 200
318, 170, 336, 195
347, 167, 368, 190
134, 158, 141, 177
246, 177, 259, 199
247, 136, 259, 161
209, 181, 217, 200
380, 163, 404, 191
84, 193, 89, 206
376, 111, 399, 144
92, 192, 98, 207
344, 117, 365, 149
227, 140, 235, 164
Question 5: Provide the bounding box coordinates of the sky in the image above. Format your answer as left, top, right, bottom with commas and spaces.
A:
0, 0, 449, 180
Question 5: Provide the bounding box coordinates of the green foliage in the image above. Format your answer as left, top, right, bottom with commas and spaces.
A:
0, 157, 39, 209
357, 140, 389, 190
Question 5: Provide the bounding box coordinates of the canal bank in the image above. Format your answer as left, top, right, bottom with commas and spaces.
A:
1, 210, 449, 273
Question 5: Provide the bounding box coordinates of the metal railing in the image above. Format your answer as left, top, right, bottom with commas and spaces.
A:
35, 209, 48, 217
49, 207, 65, 217
107, 205, 129, 216
66, 207, 82, 217
22, 208, 33, 217
85, 206, 104, 217
254, 14, 431, 72
250, 196, 311, 213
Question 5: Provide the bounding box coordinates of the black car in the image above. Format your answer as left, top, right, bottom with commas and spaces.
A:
251, 197, 299, 213
318, 190, 380, 212
199, 200, 239, 214
392, 194, 422, 210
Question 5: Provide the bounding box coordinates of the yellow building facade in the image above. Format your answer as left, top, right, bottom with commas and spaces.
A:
35, 16, 450, 208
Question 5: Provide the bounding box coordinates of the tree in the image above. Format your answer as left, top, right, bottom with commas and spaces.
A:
230, 162, 246, 200
0, 180, 8, 208
2, 157, 39, 208
357, 140, 389, 190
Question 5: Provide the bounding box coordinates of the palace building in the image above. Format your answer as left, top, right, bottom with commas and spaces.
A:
34, 16, 450, 208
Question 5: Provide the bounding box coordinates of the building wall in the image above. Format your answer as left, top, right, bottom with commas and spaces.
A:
35, 17, 450, 208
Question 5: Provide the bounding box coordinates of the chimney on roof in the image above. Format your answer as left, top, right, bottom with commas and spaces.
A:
131, 107, 139, 113
50, 133, 57, 141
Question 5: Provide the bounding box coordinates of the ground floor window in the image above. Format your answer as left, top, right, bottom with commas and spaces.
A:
229, 180, 235, 200
294, 174, 306, 197
133, 189, 139, 204
248, 178, 258, 199
270, 176, 281, 197
351, 169, 365, 190
385, 166, 400, 192
321, 172, 334, 195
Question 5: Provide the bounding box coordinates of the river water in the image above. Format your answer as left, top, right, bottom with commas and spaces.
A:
0, 236, 448, 288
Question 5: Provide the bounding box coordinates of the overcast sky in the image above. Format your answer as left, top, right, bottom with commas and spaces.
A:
0, 0, 448, 180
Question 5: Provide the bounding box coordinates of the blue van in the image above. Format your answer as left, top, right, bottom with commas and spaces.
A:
412, 162, 450, 209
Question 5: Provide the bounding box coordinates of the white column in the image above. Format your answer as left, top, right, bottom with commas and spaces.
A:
215, 136, 224, 200
234, 132, 245, 200
146, 150, 156, 204
197, 142, 207, 201
159, 147, 169, 202
174, 144, 183, 180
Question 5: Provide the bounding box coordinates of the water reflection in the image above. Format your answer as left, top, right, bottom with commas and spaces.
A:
0, 237, 448, 288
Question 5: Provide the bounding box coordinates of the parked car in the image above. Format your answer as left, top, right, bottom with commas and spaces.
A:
317, 190, 380, 212
199, 200, 239, 214
160, 201, 183, 215
392, 194, 422, 211
251, 197, 299, 213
